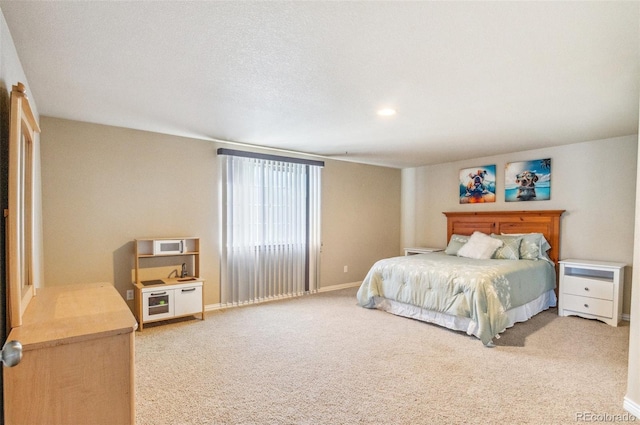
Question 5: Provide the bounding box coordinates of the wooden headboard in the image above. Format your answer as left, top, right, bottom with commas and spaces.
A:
443, 210, 565, 265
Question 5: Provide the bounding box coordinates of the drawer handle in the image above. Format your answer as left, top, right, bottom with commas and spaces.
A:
584, 304, 589, 309
150, 292, 167, 296
584, 287, 590, 292
182, 288, 196, 293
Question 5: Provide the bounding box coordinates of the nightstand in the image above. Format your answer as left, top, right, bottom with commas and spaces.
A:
404, 247, 444, 256
558, 259, 625, 327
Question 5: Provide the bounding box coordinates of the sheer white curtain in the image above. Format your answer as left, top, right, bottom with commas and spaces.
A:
219, 150, 322, 306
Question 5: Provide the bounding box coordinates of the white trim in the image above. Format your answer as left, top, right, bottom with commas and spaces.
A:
623, 313, 631, 322
205, 303, 223, 312
317, 281, 362, 293
204, 282, 361, 311
623, 396, 640, 419
205, 293, 306, 311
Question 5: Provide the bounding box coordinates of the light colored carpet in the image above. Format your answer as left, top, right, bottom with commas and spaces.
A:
135, 287, 632, 424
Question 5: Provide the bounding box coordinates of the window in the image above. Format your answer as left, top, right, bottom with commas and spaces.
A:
218, 149, 322, 305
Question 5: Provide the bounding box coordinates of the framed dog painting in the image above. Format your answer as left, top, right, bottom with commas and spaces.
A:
459, 165, 496, 204
505, 158, 551, 202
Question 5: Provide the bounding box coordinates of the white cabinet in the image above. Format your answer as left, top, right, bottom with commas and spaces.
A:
140, 281, 203, 323
558, 259, 625, 327
134, 237, 204, 330
174, 284, 203, 316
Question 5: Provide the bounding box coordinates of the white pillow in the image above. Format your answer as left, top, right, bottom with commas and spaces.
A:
457, 231, 504, 260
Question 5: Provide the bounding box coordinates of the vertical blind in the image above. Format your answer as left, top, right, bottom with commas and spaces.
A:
218, 149, 323, 306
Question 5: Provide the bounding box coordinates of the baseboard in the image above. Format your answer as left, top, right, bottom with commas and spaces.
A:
204, 282, 362, 311
205, 295, 301, 311
622, 313, 631, 322
316, 281, 362, 293
205, 303, 223, 312
623, 396, 640, 419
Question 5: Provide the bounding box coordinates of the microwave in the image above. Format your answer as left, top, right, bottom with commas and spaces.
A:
153, 239, 187, 255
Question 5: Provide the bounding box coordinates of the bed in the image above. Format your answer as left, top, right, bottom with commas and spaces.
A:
357, 210, 565, 345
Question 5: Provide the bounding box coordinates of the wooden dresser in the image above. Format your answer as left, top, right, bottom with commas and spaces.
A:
3, 282, 138, 424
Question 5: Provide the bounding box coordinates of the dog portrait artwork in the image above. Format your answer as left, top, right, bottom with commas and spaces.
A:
459, 165, 496, 204
515, 170, 539, 200
505, 159, 551, 202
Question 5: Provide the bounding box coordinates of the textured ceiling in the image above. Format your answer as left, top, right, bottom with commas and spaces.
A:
1, 1, 638, 168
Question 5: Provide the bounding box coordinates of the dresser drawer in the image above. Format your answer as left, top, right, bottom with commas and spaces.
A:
562, 294, 613, 319
562, 275, 613, 300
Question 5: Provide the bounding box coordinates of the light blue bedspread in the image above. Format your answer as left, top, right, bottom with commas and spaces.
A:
356, 252, 556, 344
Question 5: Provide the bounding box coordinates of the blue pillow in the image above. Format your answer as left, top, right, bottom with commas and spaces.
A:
490, 234, 523, 260
502, 232, 552, 260
445, 234, 469, 255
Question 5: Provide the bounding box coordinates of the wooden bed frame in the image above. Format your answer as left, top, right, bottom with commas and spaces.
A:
443, 210, 565, 292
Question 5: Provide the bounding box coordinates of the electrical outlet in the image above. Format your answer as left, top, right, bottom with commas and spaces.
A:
344, 265, 348, 273
126, 289, 134, 300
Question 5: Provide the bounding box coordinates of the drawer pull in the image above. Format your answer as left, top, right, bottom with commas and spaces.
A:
584, 287, 589, 291
150, 292, 167, 296
182, 288, 196, 293
584, 304, 589, 308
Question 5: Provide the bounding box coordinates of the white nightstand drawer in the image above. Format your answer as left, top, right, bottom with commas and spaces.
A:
562, 294, 613, 319
563, 275, 613, 300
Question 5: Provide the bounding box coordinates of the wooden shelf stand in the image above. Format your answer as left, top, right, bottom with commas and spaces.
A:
133, 237, 205, 330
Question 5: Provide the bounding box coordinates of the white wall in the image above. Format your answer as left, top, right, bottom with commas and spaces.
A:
624, 30, 640, 414
625, 136, 640, 416
402, 135, 638, 314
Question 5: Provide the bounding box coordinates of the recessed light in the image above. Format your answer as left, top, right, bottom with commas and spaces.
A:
377, 108, 397, 116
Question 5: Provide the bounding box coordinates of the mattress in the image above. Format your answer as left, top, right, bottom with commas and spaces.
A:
356, 251, 556, 345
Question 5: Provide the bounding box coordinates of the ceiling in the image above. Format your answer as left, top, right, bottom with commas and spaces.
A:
1, 1, 638, 168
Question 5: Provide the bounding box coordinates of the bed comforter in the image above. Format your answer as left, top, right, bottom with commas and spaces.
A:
356, 251, 556, 345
